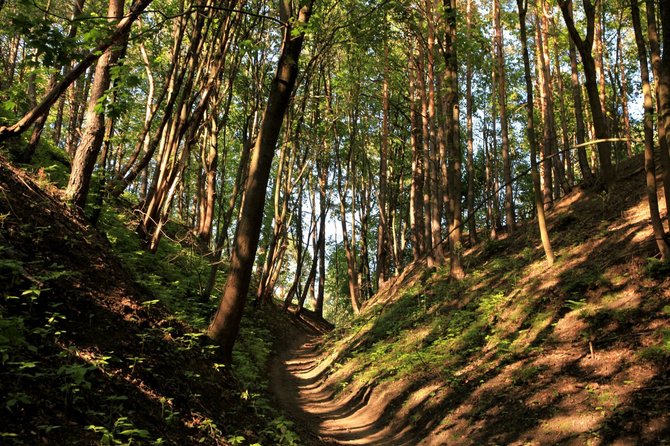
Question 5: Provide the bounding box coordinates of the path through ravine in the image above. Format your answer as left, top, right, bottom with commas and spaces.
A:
269, 315, 417, 446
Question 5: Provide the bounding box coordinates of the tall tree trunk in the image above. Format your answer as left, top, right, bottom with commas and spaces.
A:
550, 16, 574, 186
465, 0, 477, 244
518, 0, 555, 265
648, 0, 670, 224
409, 46, 425, 259
315, 155, 328, 318
631, 0, 669, 259
559, 0, 614, 188
207, 1, 314, 362
65, 0, 126, 209
377, 38, 390, 285
617, 28, 632, 158
594, 0, 607, 129
417, 47, 435, 261
539, 1, 569, 195
568, 19, 594, 184
444, 0, 464, 279
336, 145, 362, 315
494, 0, 515, 231
535, 12, 554, 208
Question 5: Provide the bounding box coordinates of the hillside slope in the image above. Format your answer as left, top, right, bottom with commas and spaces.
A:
272, 157, 670, 445
0, 159, 278, 445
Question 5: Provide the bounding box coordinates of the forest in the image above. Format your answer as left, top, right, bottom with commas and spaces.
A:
1, 0, 670, 444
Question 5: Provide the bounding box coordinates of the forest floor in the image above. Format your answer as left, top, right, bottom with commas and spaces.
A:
270, 154, 670, 446
2, 150, 670, 446
268, 309, 413, 446
0, 158, 292, 445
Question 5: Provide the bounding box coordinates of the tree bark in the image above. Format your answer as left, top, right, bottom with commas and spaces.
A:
465, 0, 477, 244
207, 0, 314, 362
568, 12, 594, 184
377, 38, 390, 285
65, 0, 126, 209
518, 0, 555, 265
494, 0, 515, 231
443, 0, 464, 279
631, 0, 669, 259
409, 45, 425, 259
559, 0, 614, 188
648, 0, 670, 224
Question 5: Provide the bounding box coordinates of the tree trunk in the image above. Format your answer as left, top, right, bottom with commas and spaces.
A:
494, 0, 515, 231
443, 0, 464, 279
377, 38, 390, 285
539, 1, 569, 195
65, 0, 126, 209
631, 0, 669, 259
559, 0, 614, 188
617, 28, 632, 158
648, 0, 670, 224
315, 155, 328, 318
568, 12, 594, 184
409, 46, 425, 259
207, 1, 314, 362
518, 0, 555, 265
465, 0, 477, 244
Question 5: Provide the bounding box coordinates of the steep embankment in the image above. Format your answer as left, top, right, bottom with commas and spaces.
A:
272, 157, 670, 445
0, 159, 270, 445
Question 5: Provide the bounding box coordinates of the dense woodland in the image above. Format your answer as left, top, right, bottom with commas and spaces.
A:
1, 0, 670, 444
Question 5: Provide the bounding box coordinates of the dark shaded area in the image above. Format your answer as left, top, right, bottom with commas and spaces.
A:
0, 159, 263, 444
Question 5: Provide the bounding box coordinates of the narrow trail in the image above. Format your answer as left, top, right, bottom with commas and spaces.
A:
269, 315, 416, 446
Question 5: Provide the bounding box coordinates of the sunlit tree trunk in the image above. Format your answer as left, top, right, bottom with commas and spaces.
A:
616, 28, 632, 158
409, 46, 425, 259
417, 46, 435, 261
518, 0, 554, 265
539, 1, 569, 196
550, 16, 574, 186
315, 154, 328, 318
568, 17, 594, 185
336, 145, 362, 315
631, 0, 669, 259
465, 0, 477, 244
494, 0, 515, 231
444, 0, 464, 279
65, 0, 125, 209
377, 38, 390, 285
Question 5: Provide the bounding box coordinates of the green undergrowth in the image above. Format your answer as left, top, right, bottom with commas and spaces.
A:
326, 251, 541, 390
98, 204, 300, 445
323, 213, 669, 411
0, 161, 299, 446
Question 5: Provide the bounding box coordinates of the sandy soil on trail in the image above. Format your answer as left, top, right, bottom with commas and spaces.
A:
269, 326, 416, 446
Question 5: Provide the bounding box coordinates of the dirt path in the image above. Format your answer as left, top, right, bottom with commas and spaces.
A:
269, 316, 416, 446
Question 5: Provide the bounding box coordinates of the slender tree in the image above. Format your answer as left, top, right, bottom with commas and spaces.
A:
65, 0, 126, 209
558, 0, 614, 188
518, 0, 554, 265
631, 0, 669, 259
207, 0, 314, 362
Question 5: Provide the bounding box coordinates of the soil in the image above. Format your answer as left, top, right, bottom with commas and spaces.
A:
269, 313, 418, 446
